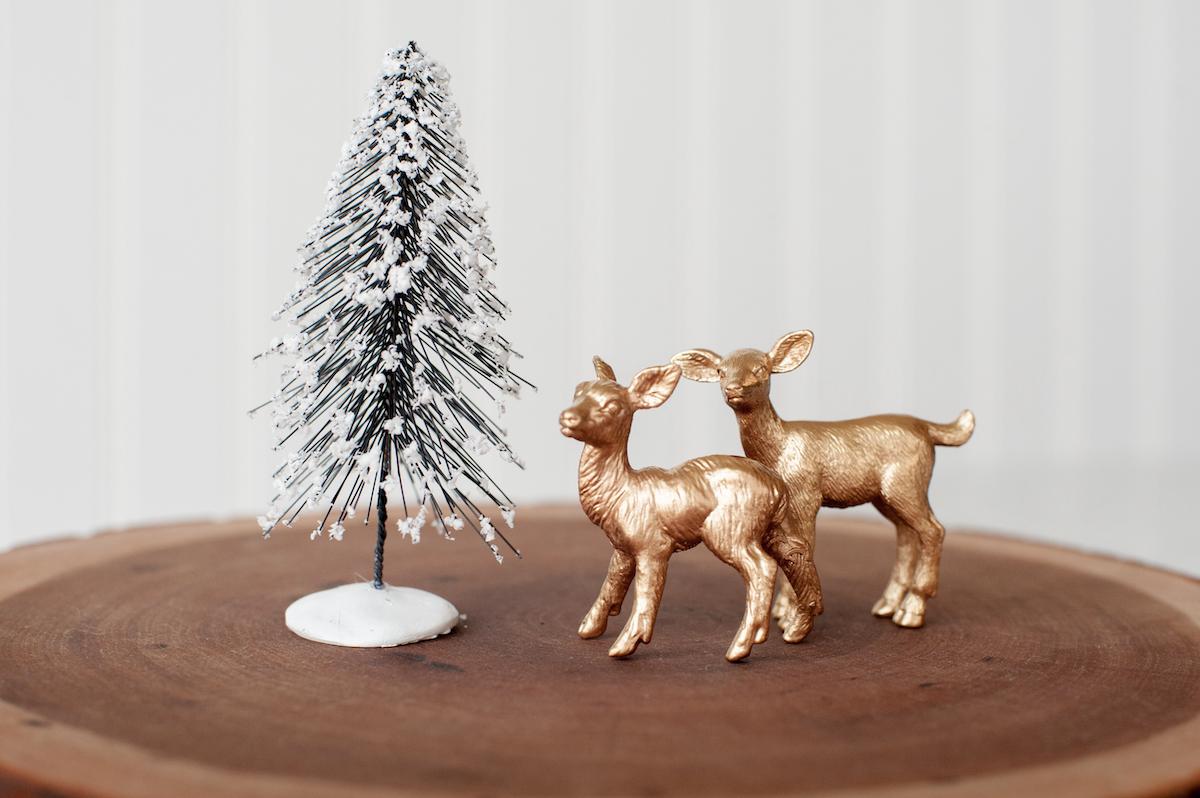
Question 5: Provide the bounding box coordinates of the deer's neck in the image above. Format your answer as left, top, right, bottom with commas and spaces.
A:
735, 402, 786, 466
578, 438, 631, 530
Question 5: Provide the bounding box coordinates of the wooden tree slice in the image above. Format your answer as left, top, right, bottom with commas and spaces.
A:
0, 507, 1197, 798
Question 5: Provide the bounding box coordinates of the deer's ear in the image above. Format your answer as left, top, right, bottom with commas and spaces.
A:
768, 330, 813, 373
628, 364, 682, 409
592, 356, 617, 382
671, 349, 722, 382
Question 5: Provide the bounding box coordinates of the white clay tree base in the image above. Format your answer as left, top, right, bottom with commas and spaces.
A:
285, 582, 460, 647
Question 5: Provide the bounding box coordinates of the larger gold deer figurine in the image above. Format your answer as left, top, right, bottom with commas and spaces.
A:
673, 331, 974, 629
559, 357, 822, 662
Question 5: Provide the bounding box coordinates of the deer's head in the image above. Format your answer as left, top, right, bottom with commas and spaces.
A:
559, 357, 682, 446
672, 330, 814, 412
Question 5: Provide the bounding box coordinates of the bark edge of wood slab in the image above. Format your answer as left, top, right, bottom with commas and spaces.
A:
0, 506, 1197, 798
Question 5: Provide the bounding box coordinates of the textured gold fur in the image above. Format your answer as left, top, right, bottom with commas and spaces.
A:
560, 357, 821, 662
674, 330, 974, 629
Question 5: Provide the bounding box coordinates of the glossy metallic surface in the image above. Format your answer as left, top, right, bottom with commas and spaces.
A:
559, 357, 821, 662
673, 331, 974, 629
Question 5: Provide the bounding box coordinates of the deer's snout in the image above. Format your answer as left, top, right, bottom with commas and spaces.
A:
559, 409, 583, 438
723, 378, 761, 408
723, 384, 750, 406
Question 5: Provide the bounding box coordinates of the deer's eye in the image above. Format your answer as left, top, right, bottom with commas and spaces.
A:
718, 367, 727, 377
753, 365, 766, 377
599, 401, 615, 412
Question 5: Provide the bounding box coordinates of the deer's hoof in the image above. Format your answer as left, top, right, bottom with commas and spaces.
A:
891, 593, 927, 628
781, 611, 814, 643
608, 637, 640, 658
578, 608, 608, 639
578, 619, 606, 639
872, 583, 908, 618
871, 597, 898, 617
725, 640, 753, 662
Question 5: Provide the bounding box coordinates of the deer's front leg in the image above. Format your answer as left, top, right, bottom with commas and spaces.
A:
579, 549, 635, 639
609, 552, 670, 658
772, 580, 800, 621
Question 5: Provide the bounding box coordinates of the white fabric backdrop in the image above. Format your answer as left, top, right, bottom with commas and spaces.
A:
1, 0, 1197, 573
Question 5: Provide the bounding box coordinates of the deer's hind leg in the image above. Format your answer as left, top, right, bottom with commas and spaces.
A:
705, 513, 777, 662
722, 541, 777, 662
764, 507, 823, 644
875, 465, 945, 628
890, 504, 944, 628
871, 500, 918, 619
773, 579, 799, 622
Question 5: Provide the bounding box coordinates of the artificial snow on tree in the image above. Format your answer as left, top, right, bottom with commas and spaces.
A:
254, 42, 529, 647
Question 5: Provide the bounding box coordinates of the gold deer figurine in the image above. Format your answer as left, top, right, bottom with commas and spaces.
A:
560, 357, 822, 662
673, 331, 974, 629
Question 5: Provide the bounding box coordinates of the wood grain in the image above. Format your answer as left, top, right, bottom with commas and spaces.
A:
0, 507, 1197, 798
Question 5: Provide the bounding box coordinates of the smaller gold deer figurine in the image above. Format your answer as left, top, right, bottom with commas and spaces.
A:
673, 331, 974, 629
559, 357, 821, 662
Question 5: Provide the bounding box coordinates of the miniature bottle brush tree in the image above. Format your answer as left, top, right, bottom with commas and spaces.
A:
254, 42, 529, 644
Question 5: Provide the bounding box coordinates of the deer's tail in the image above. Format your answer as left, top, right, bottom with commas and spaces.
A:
927, 410, 975, 447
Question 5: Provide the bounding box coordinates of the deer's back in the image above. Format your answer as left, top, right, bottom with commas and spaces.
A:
621, 456, 785, 549
763, 415, 937, 507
